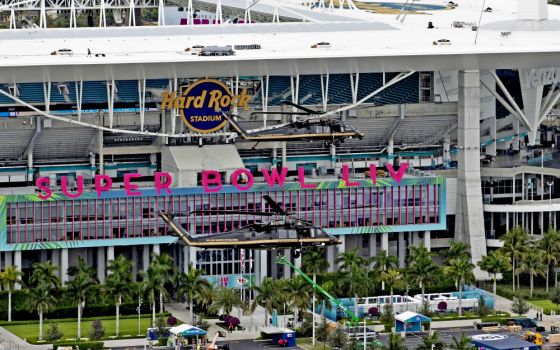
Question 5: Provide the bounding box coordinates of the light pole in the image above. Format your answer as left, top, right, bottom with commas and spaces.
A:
137, 288, 143, 336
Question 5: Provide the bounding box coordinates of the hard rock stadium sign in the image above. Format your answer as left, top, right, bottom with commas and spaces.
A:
160, 79, 250, 133
34, 164, 409, 200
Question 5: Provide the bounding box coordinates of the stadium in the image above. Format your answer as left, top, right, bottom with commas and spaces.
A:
0, 0, 560, 344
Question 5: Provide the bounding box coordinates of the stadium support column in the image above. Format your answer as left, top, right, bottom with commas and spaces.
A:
153, 244, 160, 256
398, 233, 405, 268
14, 251, 21, 290
283, 250, 291, 278
336, 235, 346, 269
368, 234, 377, 258
455, 70, 487, 277
183, 246, 190, 273
326, 245, 336, 272
61, 248, 69, 284
143, 245, 150, 272
4, 252, 12, 268
387, 138, 394, 166
106, 246, 115, 265
424, 231, 431, 251
254, 250, 267, 286
97, 247, 106, 283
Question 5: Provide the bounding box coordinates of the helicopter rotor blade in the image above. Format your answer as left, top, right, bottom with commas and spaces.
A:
280, 100, 323, 115
262, 195, 288, 216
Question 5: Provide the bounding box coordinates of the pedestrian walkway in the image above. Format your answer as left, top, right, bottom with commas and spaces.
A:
492, 292, 560, 327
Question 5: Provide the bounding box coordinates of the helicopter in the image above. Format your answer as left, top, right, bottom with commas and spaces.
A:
223, 101, 363, 146
159, 195, 341, 257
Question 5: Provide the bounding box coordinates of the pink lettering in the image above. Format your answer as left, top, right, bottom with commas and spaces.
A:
231, 169, 254, 191
261, 167, 288, 189
369, 164, 377, 185
124, 173, 142, 196
386, 163, 409, 184
36, 177, 52, 200
61, 176, 84, 198
154, 172, 172, 195
298, 167, 316, 189
201, 170, 222, 193
95, 175, 113, 197
341, 164, 360, 187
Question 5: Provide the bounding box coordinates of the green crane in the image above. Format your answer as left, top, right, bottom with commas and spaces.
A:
276, 255, 360, 324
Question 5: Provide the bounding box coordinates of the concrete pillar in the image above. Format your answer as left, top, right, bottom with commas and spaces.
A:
152, 244, 160, 256
513, 119, 520, 151
97, 247, 106, 283
40, 250, 48, 263
4, 252, 13, 268
61, 248, 69, 284
327, 246, 336, 273
337, 235, 346, 270
270, 251, 278, 279
443, 137, 451, 168
14, 251, 22, 290
398, 233, 406, 268
143, 245, 150, 272
381, 232, 389, 252
183, 246, 190, 273
294, 251, 302, 269
189, 246, 197, 267
424, 231, 431, 251
106, 246, 115, 262
369, 234, 377, 258
283, 250, 291, 278
131, 246, 138, 281
454, 70, 487, 277
52, 249, 60, 278
387, 138, 394, 166
254, 250, 267, 285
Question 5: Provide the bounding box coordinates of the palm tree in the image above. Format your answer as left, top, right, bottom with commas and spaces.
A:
337, 248, 367, 272
444, 256, 475, 316
407, 243, 438, 300
151, 253, 175, 314
449, 333, 472, 350
104, 255, 132, 337
141, 259, 171, 327
518, 248, 546, 298
383, 333, 407, 350
499, 226, 530, 291
416, 332, 444, 350
338, 266, 372, 317
302, 247, 330, 346
284, 276, 312, 324
252, 277, 280, 326
478, 251, 510, 298
381, 269, 403, 305
0, 266, 23, 322
209, 287, 243, 316
66, 271, 97, 339
25, 281, 56, 341
29, 261, 61, 288
539, 228, 560, 292
177, 265, 211, 325
371, 250, 398, 290
444, 240, 471, 262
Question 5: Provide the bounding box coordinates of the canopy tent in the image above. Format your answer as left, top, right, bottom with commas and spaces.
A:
394, 311, 431, 333
170, 324, 208, 337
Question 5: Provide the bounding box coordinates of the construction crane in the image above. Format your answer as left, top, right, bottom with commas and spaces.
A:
276, 255, 360, 325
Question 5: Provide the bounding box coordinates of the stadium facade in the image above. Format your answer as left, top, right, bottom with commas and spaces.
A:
0, 0, 559, 286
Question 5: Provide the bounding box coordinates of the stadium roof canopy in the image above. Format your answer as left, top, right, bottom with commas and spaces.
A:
1, 0, 560, 82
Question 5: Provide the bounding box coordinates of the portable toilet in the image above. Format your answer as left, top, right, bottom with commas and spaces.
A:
147, 327, 157, 341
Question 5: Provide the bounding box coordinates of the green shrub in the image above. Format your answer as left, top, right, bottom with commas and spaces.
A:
52, 341, 103, 350
157, 336, 168, 346
88, 319, 105, 340
45, 321, 64, 341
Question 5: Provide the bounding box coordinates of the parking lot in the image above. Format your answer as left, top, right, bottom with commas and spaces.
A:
377, 327, 543, 348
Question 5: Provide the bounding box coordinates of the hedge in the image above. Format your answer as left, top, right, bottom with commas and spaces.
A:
52, 342, 103, 350
0, 303, 154, 321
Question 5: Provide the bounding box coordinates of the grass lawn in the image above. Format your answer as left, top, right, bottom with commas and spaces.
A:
530, 300, 560, 311
298, 338, 332, 350
3, 316, 157, 344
